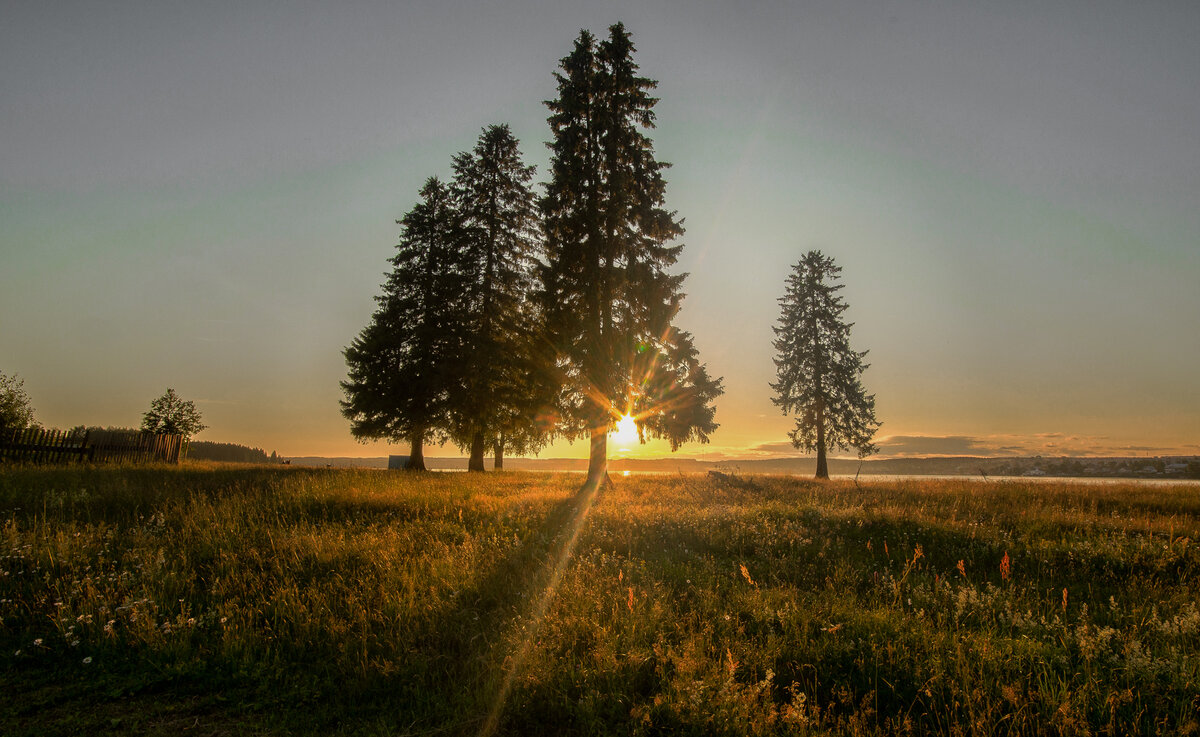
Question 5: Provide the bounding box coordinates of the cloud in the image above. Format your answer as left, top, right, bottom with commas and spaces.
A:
876, 434, 1184, 458
746, 441, 803, 456
875, 435, 1007, 457
721, 433, 1195, 461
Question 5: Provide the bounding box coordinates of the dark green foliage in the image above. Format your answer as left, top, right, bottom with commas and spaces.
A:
341, 24, 717, 473
140, 388, 206, 439
772, 251, 879, 478
341, 177, 467, 469
0, 371, 37, 433
187, 441, 270, 464
541, 24, 722, 472
449, 125, 551, 468
69, 425, 139, 435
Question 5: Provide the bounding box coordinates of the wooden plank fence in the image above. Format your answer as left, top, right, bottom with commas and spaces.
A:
0, 428, 89, 463
89, 430, 184, 464
0, 428, 184, 465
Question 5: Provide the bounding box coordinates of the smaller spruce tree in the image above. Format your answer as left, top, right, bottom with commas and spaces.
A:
448, 124, 547, 471
341, 177, 467, 470
771, 251, 880, 479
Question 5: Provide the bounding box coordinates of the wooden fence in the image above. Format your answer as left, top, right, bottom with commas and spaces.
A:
0, 428, 184, 465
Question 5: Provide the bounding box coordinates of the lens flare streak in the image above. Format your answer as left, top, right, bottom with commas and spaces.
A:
478, 477, 604, 737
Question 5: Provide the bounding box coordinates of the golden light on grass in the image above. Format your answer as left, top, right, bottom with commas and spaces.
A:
478, 476, 603, 737
7, 468, 1200, 734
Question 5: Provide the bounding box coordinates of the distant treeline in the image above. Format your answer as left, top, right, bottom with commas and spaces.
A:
65, 429, 276, 464
187, 442, 273, 464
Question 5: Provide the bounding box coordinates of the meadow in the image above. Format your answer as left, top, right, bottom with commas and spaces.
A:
1, 465, 1197, 736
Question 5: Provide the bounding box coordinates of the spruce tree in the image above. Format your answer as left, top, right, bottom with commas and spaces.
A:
341, 177, 466, 470
771, 251, 880, 479
449, 125, 548, 470
542, 23, 722, 481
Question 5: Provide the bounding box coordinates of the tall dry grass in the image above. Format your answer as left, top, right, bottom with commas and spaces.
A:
2, 465, 1197, 735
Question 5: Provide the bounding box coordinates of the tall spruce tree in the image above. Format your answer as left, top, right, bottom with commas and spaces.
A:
341, 177, 466, 470
771, 251, 880, 479
542, 23, 723, 481
449, 124, 548, 470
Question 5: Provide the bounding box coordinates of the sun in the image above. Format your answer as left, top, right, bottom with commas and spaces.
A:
611, 414, 639, 447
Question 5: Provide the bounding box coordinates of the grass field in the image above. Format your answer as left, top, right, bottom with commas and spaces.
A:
1, 465, 1198, 735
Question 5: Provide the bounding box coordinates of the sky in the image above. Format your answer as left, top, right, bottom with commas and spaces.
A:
2, 0, 1198, 460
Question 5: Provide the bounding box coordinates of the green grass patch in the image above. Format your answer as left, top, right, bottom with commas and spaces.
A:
2, 466, 1198, 735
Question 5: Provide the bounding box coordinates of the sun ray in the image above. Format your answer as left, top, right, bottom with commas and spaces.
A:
478, 477, 603, 737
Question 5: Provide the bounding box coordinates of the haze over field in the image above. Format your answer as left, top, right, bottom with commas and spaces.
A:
2, 1, 1197, 460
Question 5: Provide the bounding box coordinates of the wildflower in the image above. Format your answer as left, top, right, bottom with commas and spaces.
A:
627, 587, 634, 612
740, 563, 756, 587
33, 638, 42, 647
1000, 551, 1011, 581
71, 640, 80, 647
956, 560, 967, 578
1062, 588, 1068, 612
82, 657, 92, 665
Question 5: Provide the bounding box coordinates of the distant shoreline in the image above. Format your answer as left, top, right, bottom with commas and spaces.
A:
277, 453, 1200, 481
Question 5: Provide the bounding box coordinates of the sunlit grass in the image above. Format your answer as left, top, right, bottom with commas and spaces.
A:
1, 466, 1197, 735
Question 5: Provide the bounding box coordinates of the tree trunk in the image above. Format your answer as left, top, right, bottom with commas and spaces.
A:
587, 427, 607, 483
469, 431, 486, 472
815, 411, 828, 479
815, 441, 829, 479
406, 432, 427, 471
493, 441, 504, 470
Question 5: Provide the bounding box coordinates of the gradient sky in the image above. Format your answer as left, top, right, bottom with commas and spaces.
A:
3, 0, 1197, 460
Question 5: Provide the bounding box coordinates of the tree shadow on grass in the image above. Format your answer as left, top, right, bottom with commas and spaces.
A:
352, 477, 605, 736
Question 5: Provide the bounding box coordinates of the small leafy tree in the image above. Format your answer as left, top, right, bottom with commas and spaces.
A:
0, 371, 37, 434
771, 251, 880, 479
141, 388, 207, 440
